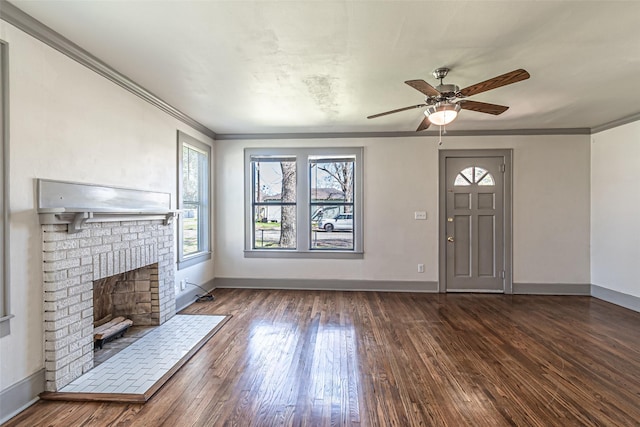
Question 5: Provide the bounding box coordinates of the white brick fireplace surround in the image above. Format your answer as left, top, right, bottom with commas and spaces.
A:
41, 220, 175, 392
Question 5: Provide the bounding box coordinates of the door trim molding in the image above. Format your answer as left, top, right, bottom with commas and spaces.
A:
438, 149, 513, 293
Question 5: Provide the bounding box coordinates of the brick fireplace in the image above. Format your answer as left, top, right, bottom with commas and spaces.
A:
41, 220, 176, 392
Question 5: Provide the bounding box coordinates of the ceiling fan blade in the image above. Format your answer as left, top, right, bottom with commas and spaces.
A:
416, 116, 431, 131
367, 104, 425, 119
459, 100, 509, 115
459, 69, 530, 97
405, 80, 441, 97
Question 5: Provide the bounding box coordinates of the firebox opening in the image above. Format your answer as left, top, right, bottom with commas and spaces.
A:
93, 263, 160, 328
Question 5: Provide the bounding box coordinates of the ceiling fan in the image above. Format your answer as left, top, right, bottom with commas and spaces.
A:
367, 68, 530, 131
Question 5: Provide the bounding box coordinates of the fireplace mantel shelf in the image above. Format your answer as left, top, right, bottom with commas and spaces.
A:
38, 208, 179, 234
37, 179, 177, 233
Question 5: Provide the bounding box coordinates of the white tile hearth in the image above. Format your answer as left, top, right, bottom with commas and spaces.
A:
59, 314, 226, 396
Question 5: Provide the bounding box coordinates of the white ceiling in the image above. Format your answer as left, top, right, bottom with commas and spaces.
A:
7, 0, 640, 135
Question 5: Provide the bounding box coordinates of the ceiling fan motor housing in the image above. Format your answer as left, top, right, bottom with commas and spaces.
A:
435, 84, 460, 97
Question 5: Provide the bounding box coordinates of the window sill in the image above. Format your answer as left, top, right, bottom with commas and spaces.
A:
0, 314, 14, 338
177, 251, 212, 270
244, 250, 363, 260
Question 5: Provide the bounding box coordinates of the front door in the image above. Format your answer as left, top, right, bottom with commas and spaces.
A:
439, 151, 511, 292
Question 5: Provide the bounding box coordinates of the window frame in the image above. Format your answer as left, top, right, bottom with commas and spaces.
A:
177, 131, 212, 269
0, 40, 12, 337
244, 147, 364, 259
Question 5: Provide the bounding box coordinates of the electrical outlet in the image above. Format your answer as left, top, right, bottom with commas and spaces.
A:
180, 279, 187, 291
418, 264, 425, 273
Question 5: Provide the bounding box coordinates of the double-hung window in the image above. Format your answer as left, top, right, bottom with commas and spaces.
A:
177, 131, 211, 269
245, 147, 363, 258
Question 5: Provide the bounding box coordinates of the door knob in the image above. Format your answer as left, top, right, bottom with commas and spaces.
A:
447, 236, 454, 242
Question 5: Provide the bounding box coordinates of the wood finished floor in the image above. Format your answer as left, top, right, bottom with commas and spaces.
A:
5, 289, 640, 426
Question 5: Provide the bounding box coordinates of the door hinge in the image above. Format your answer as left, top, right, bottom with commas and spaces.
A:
500, 270, 505, 279
500, 164, 506, 173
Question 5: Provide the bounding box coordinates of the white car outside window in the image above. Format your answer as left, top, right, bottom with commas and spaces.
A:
318, 213, 353, 232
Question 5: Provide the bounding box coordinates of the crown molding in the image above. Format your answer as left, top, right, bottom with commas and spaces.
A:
0, 0, 216, 139
215, 127, 591, 140
591, 112, 640, 134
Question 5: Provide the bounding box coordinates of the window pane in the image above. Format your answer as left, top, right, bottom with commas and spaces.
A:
310, 157, 354, 205
252, 158, 296, 203
478, 173, 495, 186
461, 167, 474, 183
454, 174, 472, 186
182, 145, 206, 255
309, 157, 355, 250
182, 203, 199, 255
455, 166, 494, 186
254, 207, 296, 249
183, 146, 201, 203
311, 210, 354, 250
474, 167, 488, 183
251, 157, 297, 249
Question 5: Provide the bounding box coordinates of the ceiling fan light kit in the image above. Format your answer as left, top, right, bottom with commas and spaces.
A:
425, 102, 461, 126
367, 67, 530, 133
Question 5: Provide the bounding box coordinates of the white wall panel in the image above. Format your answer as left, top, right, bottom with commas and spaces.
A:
591, 121, 640, 298
215, 134, 591, 285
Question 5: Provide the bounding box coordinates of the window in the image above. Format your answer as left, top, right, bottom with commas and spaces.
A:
454, 166, 495, 186
177, 131, 211, 269
310, 157, 355, 249
250, 155, 297, 249
245, 147, 363, 258
0, 40, 11, 337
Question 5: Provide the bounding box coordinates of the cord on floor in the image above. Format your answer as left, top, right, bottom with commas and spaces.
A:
186, 281, 215, 302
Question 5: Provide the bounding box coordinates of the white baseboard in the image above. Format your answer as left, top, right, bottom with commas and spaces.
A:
591, 285, 640, 313
213, 278, 439, 293
512, 282, 591, 295
215, 279, 600, 295
0, 369, 44, 425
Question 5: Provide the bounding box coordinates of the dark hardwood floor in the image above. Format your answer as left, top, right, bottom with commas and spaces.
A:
5, 289, 640, 426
